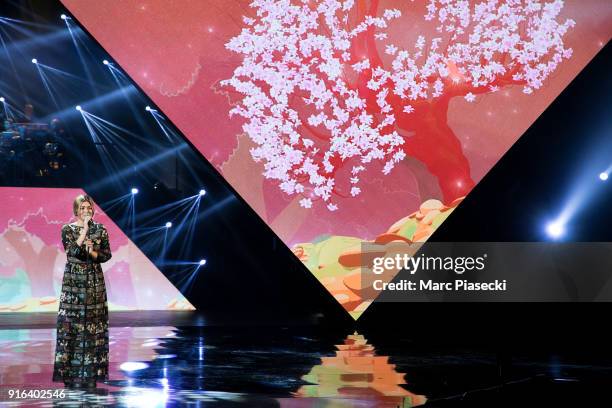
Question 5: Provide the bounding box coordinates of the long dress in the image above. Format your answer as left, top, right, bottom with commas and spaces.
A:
52, 222, 112, 387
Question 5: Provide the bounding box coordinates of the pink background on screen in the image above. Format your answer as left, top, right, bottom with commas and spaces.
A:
0, 187, 193, 312
61, 0, 612, 246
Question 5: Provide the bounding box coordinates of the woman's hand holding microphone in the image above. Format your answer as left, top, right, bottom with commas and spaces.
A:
82, 215, 95, 256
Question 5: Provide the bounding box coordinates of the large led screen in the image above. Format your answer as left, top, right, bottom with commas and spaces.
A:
61, 0, 612, 317
0, 187, 194, 313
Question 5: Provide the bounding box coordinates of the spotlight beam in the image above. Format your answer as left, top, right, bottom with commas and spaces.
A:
106, 62, 130, 80
170, 196, 201, 221
175, 198, 203, 262
107, 63, 127, 89
160, 227, 169, 261
33, 63, 93, 101
0, 98, 24, 119
137, 233, 167, 255
0, 26, 68, 55
159, 260, 205, 267
134, 225, 169, 240
167, 198, 202, 260
0, 26, 29, 101
174, 263, 205, 294
161, 199, 199, 233
85, 114, 150, 161
0, 16, 54, 35
86, 144, 188, 192
37, 62, 94, 85
177, 150, 208, 184
129, 190, 137, 236
34, 62, 61, 110
1, 98, 15, 121
161, 194, 222, 265
81, 110, 154, 145
80, 114, 156, 171
0, 13, 57, 29
197, 195, 236, 221
104, 65, 152, 131
78, 107, 124, 180
63, 17, 101, 103
1, 16, 49, 27
545, 146, 612, 240
40, 86, 136, 122
148, 109, 180, 143
99, 193, 133, 212
135, 195, 197, 221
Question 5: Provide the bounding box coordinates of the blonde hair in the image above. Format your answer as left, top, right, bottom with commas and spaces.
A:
73, 194, 95, 217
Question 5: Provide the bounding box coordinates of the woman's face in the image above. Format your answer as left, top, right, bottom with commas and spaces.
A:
78, 201, 93, 221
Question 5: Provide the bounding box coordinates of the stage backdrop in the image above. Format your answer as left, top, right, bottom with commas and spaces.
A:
0, 187, 194, 313
61, 0, 612, 318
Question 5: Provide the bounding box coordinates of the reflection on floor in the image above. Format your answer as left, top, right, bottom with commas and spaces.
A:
296, 332, 426, 406
0, 327, 422, 407
1, 325, 610, 407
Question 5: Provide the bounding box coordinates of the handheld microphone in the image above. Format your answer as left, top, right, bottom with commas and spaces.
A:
85, 218, 93, 261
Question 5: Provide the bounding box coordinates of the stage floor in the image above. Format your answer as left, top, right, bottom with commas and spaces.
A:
1, 312, 610, 406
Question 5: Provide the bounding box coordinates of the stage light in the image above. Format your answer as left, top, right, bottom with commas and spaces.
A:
199, 189, 206, 196
119, 362, 148, 372
0, 97, 4, 103
546, 221, 565, 239
75, 105, 82, 111
145, 105, 151, 112
156, 354, 177, 359
199, 259, 207, 266
131, 187, 139, 195
60, 14, 67, 20
165, 222, 172, 228
31, 58, 38, 64
103, 59, 109, 65
600, 172, 608, 181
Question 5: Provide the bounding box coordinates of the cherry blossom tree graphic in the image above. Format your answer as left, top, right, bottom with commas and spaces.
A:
223, 0, 575, 210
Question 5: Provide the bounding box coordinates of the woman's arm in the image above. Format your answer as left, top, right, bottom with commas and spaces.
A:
76, 226, 87, 247
90, 226, 112, 263
62, 225, 87, 260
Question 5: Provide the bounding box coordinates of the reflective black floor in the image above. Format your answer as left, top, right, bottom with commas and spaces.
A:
2, 323, 611, 407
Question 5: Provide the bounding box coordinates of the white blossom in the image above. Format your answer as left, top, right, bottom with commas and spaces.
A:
299, 198, 312, 209
223, 0, 575, 211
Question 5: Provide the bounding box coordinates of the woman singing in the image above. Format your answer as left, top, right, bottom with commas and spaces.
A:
53, 194, 112, 388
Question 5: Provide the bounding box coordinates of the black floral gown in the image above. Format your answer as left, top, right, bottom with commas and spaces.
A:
53, 222, 112, 387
